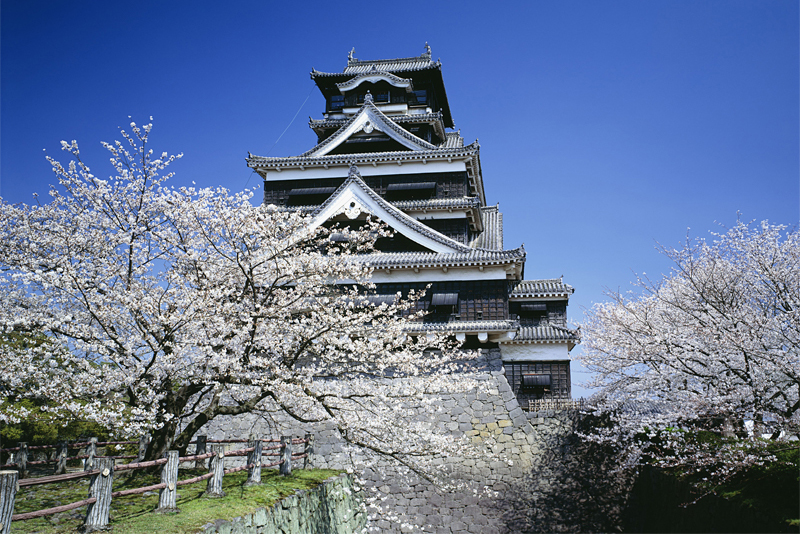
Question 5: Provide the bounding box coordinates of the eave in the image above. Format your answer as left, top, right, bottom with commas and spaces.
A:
508, 279, 576, 301
247, 144, 486, 205
500, 324, 581, 351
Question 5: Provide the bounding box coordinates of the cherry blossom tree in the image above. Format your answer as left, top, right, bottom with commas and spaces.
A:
0, 122, 472, 466
581, 221, 799, 481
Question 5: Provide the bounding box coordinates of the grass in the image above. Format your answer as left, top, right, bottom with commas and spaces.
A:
12, 467, 342, 534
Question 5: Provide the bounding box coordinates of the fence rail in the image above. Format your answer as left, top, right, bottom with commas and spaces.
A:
1, 433, 314, 533
527, 398, 586, 412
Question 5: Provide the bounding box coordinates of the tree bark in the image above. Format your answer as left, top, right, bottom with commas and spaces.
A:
194, 435, 207, 469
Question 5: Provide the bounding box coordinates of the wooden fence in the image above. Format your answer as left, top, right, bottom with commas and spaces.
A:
0, 434, 313, 534
527, 398, 586, 412
0, 438, 144, 479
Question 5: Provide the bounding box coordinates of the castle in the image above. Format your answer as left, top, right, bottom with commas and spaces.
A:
246, 45, 579, 411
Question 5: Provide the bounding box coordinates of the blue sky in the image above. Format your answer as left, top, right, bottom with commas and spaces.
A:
2, 1, 798, 396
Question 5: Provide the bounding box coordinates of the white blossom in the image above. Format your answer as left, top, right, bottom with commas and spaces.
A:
0, 123, 481, 477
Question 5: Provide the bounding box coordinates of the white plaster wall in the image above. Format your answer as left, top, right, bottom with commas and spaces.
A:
499, 342, 571, 361
264, 160, 466, 181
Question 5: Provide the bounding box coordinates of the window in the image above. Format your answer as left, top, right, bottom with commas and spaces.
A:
521, 374, 551, 389
413, 90, 428, 105
330, 95, 345, 110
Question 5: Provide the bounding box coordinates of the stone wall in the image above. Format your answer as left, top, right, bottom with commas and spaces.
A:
197, 473, 366, 534
199, 348, 591, 533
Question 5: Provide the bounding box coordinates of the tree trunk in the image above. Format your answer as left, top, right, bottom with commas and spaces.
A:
144, 418, 179, 462
194, 436, 207, 469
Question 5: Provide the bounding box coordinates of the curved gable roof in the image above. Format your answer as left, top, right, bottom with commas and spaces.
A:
307, 165, 474, 254
300, 96, 437, 158
336, 70, 414, 94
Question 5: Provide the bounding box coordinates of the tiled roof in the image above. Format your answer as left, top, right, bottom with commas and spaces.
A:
391, 197, 481, 211
344, 58, 439, 75
405, 319, 518, 333
508, 279, 575, 299
362, 249, 526, 270
442, 131, 464, 148
276, 196, 481, 214
507, 324, 580, 345
248, 142, 479, 169
470, 206, 503, 250
311, 48, 440, 79
247, 143, 486, 206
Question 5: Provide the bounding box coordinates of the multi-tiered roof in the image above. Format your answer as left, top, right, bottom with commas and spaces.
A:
246, 47, 578, 388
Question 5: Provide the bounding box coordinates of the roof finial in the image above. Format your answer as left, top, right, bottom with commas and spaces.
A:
348, 47, 356, 63
348, 163, 360, 178
424, 42, 431, 57
364, 90, 373, 104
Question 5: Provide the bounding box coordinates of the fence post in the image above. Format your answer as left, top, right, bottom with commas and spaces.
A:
54, 441, 68, 475
136, 435, 150, 463
0, 470, 18, 534
303, 433, 314, 469
279, 436, 292, 476
194, 435, 207, 469
205, 444, 225, 497
245, 436, 262, 486
84, 437, 97, 471
83, 457, 114, 531
16, 443, 27, 479
156, 450, 179, 513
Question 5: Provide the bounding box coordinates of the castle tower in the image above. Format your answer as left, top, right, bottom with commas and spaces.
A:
246, 45, 578, 409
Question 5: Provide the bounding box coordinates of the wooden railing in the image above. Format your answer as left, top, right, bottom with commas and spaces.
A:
0, 438, 141, 479
0, 433, 314, 533
527, 398, 586, 412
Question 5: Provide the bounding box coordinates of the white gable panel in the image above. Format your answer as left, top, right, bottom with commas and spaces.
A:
305, 102, 436, 158
308, 180, 464, 254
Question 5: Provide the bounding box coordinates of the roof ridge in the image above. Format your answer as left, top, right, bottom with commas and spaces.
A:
346, 44, 435, 68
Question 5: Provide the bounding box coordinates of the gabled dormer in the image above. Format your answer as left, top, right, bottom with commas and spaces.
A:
307, 165, 478, 256
300, 95, 438, 157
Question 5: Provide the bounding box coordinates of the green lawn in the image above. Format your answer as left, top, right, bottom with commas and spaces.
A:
12, 468, 342, 534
